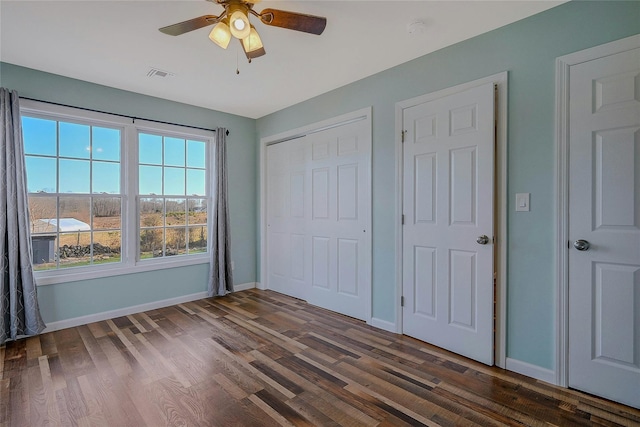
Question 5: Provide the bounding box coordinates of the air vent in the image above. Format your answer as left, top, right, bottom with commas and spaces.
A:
147, 67, 175, 78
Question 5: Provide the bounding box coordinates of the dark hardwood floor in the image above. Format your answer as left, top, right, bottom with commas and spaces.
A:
1, 289, 639, 426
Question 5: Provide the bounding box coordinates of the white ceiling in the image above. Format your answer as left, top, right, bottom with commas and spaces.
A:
0, 1, 563, 119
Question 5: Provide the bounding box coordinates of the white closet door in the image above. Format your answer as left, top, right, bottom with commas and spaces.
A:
306, 119, 371, 321
266, 138, 308, 300
265, 115, 371, 321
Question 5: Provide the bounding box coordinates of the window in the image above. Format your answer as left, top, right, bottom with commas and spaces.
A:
138, 133, 208, 259
24, 116, 123, 271
21, 101, 213, 284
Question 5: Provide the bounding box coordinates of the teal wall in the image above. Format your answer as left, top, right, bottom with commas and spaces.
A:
256, 1, 640, 370
36, 264, 210, 322
2, 1, 639, 372
0, 63, 257, 323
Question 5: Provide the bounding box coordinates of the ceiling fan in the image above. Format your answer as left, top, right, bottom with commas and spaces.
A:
159, 0, 327, 60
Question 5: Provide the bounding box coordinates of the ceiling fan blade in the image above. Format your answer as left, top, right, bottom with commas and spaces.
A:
159, 15, 220, 36
259, 8, 326, 35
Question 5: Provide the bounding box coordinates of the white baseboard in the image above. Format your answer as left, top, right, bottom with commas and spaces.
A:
43, 291, 209, 333
369, 317, 399, 334
234, 282, 257, 292
255, 281, 266, 290
42, 282, 258, 333
505, 357, 557, 385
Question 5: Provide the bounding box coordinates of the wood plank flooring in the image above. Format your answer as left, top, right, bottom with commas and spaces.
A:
2, 289, 639, 426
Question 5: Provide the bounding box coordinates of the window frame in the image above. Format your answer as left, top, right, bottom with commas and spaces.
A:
133, 125, 212, 264
21, 100, 214, 286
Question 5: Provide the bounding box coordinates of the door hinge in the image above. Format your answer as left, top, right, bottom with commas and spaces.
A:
401, 130, 406, 143
401, 296, 405, 307
402, 214, 405, 225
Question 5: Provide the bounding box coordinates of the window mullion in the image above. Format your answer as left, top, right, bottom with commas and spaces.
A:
55, 121, 61, 269
89, 126, 94, 266
55, 196, 60, 269
125, 125, 138, 266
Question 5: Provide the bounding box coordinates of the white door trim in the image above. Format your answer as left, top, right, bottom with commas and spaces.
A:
395, 72, 508, 368
554, 34, 640, 388
259, 107, 373, 321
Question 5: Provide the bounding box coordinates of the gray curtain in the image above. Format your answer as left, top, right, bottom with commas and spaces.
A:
1, 88, 46, 343
208, 127, 233, 296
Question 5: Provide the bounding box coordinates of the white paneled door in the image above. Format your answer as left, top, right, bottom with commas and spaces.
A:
266, 138, 307, 300
402, 82, 495, 365
265, 116, 371, 321
568, 45, 640, 409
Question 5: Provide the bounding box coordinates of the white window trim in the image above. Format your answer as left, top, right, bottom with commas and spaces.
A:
20, 100, 214, 286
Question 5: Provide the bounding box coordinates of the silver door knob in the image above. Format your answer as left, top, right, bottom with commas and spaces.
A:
573, 239, 590, 251
477, 235, 490, 245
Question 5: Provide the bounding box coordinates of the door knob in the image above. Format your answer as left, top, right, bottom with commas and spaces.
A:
573, 239, 590, 251
477, 235, 490, 245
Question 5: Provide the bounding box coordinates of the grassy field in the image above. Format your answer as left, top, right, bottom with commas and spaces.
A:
31, 210, 207, 270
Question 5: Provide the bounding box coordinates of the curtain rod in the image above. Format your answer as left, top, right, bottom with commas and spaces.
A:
20, 97, 229, 136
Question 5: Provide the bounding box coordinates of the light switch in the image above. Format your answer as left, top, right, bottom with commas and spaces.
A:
515, 193, 530, 212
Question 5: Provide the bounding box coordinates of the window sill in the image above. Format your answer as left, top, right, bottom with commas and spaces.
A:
34, 255, 210, 286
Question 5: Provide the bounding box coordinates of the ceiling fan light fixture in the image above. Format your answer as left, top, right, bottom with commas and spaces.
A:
158, 3, 328, 63
229, 7, 251, 39
242, 25, 263, 53
208, 20, 231, 49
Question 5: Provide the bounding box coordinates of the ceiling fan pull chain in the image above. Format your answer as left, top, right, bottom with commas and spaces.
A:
236, 44, 240, 74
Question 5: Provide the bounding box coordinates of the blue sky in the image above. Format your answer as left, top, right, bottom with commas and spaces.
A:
22, 117, 206, 196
